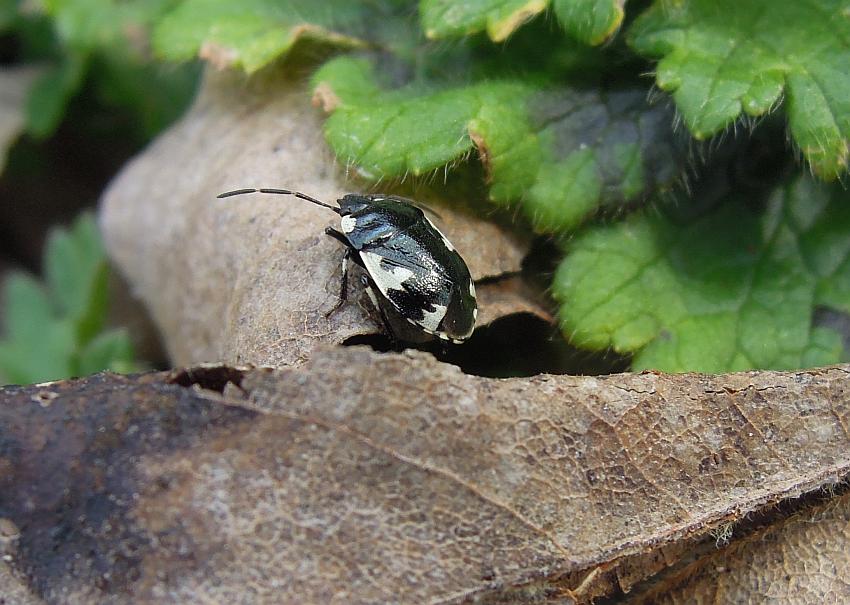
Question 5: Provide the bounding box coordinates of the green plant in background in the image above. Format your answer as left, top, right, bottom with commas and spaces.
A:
150, 0, 850, 373
0, 0, 200, 383
0, 214, 137, 385
555, 176, 850, 372
1, 0, 198, 142
6, 0, 849, 376
310, 54, 682, 233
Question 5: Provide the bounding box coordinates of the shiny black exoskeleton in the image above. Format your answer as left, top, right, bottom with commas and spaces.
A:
217, 188, 477, 343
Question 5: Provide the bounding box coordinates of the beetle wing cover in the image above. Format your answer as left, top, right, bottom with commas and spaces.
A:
355, 203, 476, 340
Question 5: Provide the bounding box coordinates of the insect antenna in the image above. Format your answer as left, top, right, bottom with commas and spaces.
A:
216, 187, 340, 213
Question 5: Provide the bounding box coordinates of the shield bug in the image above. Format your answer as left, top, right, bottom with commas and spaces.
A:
216, 187, 478, 343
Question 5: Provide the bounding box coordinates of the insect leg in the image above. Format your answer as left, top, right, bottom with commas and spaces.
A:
324, 226, 350, 247
325, 247, 352, 318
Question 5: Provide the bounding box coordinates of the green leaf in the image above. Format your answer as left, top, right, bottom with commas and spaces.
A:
44, 212, 108, 342
420, 0, 547, 42
41, 0, 177, 51
313, 55, 682, 232
0, 0, 17, 31
45, 0, 146, 47
7, 11, 60, 61
0, 274, 75, 385
0, 322, 77, 385
0, 212, 138, 385
4, 273, 58, 346
554, 175, 850, 372
10, 0, 195, 140
75, 329, 136, 376
552, 0, 624, 45
93, 52, 200, 139
628, 0, 850, 179
420, 0, 625, 44
25, 51, 87, 138
153, 0, 397, 73
802, 326, 845, 369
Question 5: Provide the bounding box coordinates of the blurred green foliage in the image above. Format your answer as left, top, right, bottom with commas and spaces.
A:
2, 0, 199, 140
1, 0, 199, 384
419, 0, 625, 45
0, 214, 137, 384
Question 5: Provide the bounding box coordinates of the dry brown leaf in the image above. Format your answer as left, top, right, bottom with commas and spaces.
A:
2, 348, 849, 603
99, 68, 529, 368
0, 562, 43, 605
1, 515, 43, 605
624, 492, 850, 604
474, 275, 552, 327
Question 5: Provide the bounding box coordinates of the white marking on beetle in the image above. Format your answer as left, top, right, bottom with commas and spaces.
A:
364, 284, 380, 308
361, 251, 415, 293
418, 304, 448, 332
468, 281, 476, 298
340, 215, 357, 233
424, 216, 455, 252
472, 307, 478, 320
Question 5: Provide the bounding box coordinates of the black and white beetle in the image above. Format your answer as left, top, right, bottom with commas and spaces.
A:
216, 187, 478, 343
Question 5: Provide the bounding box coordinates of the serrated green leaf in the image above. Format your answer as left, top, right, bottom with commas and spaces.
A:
314, 57, 522, 178
628, 0, 850, 179
554, 175, 850, 372
420, 0, 625, 44
314, 55, 682, 232
75, 329, 136, 376
420, 0, 547, 42
153, 0, 392, 73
